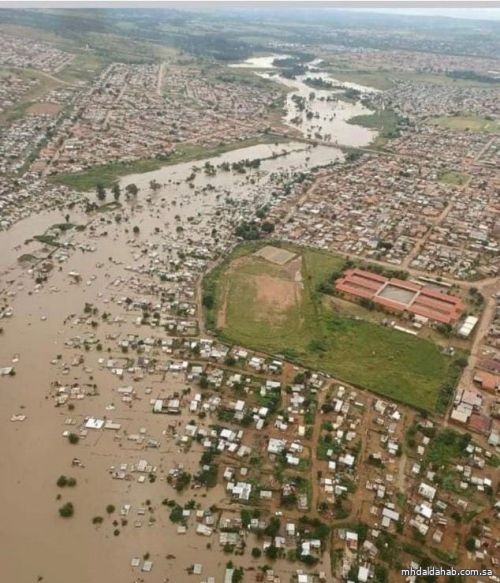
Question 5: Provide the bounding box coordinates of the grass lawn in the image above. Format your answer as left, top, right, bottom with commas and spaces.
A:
205, 242, 463, 412
323, 60, 499, 91
57, 52, 105, 84
438, 170, 470, 187
432, 115, 500, 134
324, 67, 395, 91
49, 135, 288, 191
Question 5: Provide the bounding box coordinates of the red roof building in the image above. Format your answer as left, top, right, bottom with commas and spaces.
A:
335, 268, 463, 324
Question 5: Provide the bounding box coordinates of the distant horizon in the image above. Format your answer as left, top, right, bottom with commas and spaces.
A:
2, 0, 500, 23
343, 6, 500, 21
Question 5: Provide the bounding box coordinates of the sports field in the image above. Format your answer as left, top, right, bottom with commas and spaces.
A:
433, 115, 500, 134
204, 242, 463, 411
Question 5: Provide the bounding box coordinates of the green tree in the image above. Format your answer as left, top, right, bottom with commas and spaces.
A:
59, 502, 74, 518
264, 545, 278, 560
96, 183, 106, 201
67, 433, 79, 445
57, 475, 68, 487
125, 183, 139, 197
112, 183, 121, 201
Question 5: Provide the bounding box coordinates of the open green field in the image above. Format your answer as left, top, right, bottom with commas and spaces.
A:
324, 60, 500, 91
324, 66, 395, 91
438, 170, 471, 187
432, 115, 500, 134
204, 242, 463, 412
347, 109, 402, 148
48, 135, 288, 191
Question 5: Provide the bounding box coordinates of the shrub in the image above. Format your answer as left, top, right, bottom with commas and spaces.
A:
67, 433, 79, 445
59, 502, 74, 518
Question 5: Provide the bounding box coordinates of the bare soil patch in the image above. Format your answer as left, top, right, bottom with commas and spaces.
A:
27, 102, 62, 115
254, 274, 299, 312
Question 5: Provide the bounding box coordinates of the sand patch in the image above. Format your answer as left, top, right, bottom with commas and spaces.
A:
254, 274, 299, 311
28, 102, 62, 115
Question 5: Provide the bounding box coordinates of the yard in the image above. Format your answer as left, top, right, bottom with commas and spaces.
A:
205, 242, 463, 411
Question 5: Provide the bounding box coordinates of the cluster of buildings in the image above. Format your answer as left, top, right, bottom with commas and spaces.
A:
162, 67, 281, 145
334, 409, 498, 581
450, 289, 500, 444
273, 156, 450, 267
325, 45, 500, 75
0, 174, 80, 230
387, 126, 492, 168
0, 83, 76, 174
411, 169, 499, 279
38, 62, 281, 175
0, 70, 38, 114
380, 80, 499, 118
0, 31, 74, 73
269, 126, 498, 280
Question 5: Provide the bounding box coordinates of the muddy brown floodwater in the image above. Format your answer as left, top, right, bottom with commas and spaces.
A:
231, 54, 379, 147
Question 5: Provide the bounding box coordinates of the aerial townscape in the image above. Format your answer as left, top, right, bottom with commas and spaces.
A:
0, 4, 499, 583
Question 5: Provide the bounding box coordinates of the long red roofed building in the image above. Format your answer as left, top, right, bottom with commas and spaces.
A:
335, 268, 463, 324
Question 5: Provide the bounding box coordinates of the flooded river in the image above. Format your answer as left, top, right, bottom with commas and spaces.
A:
231, 54, 379, 146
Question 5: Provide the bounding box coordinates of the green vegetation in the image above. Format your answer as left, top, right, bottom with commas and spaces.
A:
205, 242, 463, 411
323, 66, 395, 91
348, 109, 404, 148
438, 170, 470, 187
49, 158, 165, 191
446, 70, 500, 85
49, 135, 288, 191
325, 62, 500, 92
33, 234, 60, 247
56, 475, 77, 488
57, 52, 105, 84
424, 428, 471, 468
67, 432, 80, 444
17, 253, 38, 264
169, 504, 184, 524
58, 502, 74, 518
432, 115, 500, 134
